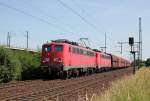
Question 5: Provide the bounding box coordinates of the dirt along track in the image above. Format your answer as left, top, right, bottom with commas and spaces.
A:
0, 67, 133, 101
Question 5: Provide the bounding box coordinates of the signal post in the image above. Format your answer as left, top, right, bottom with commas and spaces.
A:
129, 37, 136, 74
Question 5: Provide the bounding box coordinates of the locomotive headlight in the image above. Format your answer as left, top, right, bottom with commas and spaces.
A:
54, 58, 62, 62
45, 58, 50, 62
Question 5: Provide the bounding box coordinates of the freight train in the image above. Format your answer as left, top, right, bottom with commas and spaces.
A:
41, 39, 131, 78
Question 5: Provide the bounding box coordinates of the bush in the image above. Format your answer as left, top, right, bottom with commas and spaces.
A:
13, 50, 40, 80
0, 47, 22, 83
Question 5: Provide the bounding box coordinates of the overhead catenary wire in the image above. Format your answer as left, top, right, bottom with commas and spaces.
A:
70, 0, 104, 32
18, 0, 75, 34
0, 2, 72, 34
71, 1, 118, 45
57, 0, 104, 33
71, 1, 113, 37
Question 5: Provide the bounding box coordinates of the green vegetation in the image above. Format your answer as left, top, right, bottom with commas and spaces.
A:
145, 58, 150, 67
0, 46, 22, 83
94, 67, 150, 101
135, 59, 145, 68
135, 58, 150, 68
0, 46, 40, 83
14, 50, 41, 80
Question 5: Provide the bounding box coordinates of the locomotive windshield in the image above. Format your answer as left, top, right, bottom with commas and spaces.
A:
55, 45, 63, 52
43, 45, 51, 52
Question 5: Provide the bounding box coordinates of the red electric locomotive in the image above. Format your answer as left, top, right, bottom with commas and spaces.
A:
93, 50, 112, 71
41, 39, 97, 77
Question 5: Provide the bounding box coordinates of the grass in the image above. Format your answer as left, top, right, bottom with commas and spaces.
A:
94, 67, 150, 101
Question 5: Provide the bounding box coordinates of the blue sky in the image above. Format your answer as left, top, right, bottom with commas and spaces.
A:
0, 0, 150, 60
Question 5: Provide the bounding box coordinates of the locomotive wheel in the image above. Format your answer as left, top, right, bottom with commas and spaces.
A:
72, 69, 79, 78
62, 71, 70, 79
75, 70, 79, 77
59, 71, 64, 79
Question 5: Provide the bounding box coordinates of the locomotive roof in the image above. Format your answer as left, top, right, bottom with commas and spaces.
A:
50, 39, 94, 50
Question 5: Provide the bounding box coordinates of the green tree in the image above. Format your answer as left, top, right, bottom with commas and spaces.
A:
145, 58, 150, 67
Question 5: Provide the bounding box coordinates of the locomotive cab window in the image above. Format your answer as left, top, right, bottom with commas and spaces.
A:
55, 45, 63, 52
43, 46, 51, 52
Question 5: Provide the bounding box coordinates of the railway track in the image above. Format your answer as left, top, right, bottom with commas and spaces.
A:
0, 67, 133, 101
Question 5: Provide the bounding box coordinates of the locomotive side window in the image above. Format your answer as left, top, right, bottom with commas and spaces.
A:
83, 50, 87, 55
43, 46, 51, 52
72, 47, 76, 53
71, 47, 94, 57
101, 54, 111, 59
77, 48, 80, 54
55, 45, 63, 52
87, 51, 90, 56
79, 49, 83, 55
